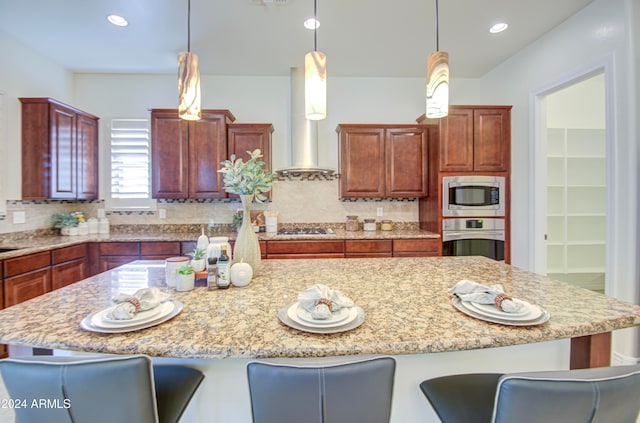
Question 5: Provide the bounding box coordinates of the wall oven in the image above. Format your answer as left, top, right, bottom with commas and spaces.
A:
442, 175, 505, 217
442, 218, 505, 261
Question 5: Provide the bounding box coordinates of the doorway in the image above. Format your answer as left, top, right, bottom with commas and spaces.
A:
532, 69, 610, 294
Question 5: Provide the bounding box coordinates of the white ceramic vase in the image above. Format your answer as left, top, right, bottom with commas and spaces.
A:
233, 194, 261, 275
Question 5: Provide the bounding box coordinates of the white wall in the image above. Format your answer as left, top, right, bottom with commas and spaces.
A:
478, 0, 639, 359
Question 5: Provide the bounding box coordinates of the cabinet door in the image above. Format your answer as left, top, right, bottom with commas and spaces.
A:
151, 110, 189, 198
188, 111, 229, 198
474, 108, 510, 172
339, 127, 386, 198
4, 268, 51, 307
393, 238, 440, 257
227, 124, 273, 168
140, 241, 181, 260
52, 258, 87, 290
386, 128, 428, 197
439, 108, 474, 172
49, 103, 77, 199
345, 240, 392, 258
267, 240, 344, 259
76, 113, 99, 199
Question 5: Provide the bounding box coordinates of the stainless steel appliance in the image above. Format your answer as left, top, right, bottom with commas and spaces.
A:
442, 175, 505, 217
442, 218, 505, 261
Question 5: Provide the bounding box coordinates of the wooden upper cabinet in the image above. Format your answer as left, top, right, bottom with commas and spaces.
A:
338, 126, 386, 198
227, 123, 273, 167
473, 108, 511, 172
151, 109, 235, 199
419, 106, 511, 173
20, 98, 99, 200
337, 125, 428, 198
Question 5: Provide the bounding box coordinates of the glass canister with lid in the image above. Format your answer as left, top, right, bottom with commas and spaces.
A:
363, 218, 376, 231
345, 215, 359, 231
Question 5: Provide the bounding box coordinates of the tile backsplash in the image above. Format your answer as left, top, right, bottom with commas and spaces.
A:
0, 180, 419, 235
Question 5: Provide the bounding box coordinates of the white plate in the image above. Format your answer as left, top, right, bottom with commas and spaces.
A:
288, 303, 357, 328
80, 300, 183, 333
278, 303, 365, 334
453, 297, 550, 326
96, 302, 166, 325
294, 303, 351, 325
464, 299, 543, 321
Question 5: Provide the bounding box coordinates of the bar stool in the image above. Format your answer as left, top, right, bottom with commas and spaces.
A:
247, 356, 396, 423
419, 365, 640, 423
0, 354, 204, 423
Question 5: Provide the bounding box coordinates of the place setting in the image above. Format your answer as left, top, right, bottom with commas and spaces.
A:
450, 279, 550, 326
278, 284, 365, 334
80, 287, 183, 333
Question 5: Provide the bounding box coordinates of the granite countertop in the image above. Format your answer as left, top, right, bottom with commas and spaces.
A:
0, 228, 440, 259
0, 257, 638, 359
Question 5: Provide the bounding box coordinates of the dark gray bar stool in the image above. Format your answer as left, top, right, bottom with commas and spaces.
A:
420, 365, 640, 423
0, 354, 204, 423
247, 356, 396, 423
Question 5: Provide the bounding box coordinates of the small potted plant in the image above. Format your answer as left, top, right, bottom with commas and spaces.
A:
188, 247, 206, 272
176, 264, 195, 292
50, 212, 79, 235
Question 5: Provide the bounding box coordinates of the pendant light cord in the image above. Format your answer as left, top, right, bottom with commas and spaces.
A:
435, 0, 439, 51
313, 0, 317, 52
187, 0, 191, 52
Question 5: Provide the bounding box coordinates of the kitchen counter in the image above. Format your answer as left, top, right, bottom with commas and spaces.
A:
0, 227, 440, 259
0, 256, 638, 423
0, 256, 636, 359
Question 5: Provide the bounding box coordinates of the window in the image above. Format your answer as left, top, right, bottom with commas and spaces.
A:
106, 119, 156, 210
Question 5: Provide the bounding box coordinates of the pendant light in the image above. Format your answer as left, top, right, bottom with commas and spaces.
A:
178, 0, 201, 121
304, 0, 326, 120
426, 0, 449, 119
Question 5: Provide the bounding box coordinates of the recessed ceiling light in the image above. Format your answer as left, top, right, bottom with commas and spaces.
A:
107, 14, 128, 27
303, 17, 320, 30
489, 22, 508, 34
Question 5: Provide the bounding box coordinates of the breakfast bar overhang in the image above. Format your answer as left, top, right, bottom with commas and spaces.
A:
0, 256, 638, 422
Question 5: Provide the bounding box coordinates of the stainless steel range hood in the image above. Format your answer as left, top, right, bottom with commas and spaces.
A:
275, 67, 335, 177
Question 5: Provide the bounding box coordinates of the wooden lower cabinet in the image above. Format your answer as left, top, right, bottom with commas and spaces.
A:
97, 242, 139, 272
345, 240, 392, 258
392, 239, 440, 257
3, 251, 52, 307
51, 244, 88, 290
266, 240, 344, 259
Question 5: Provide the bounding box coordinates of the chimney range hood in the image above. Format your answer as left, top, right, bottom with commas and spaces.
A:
275, 67, 335, 177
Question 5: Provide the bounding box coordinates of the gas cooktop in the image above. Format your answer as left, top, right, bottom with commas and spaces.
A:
277, 227, 334, 235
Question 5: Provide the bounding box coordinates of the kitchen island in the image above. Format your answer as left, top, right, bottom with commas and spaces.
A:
0, 257, 639, 422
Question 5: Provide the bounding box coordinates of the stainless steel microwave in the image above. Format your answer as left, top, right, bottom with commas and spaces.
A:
442, 175, 505, 217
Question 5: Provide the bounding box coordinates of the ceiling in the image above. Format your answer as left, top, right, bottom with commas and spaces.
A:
0, 0, 594, 78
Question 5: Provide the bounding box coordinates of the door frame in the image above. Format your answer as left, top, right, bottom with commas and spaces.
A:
529, 55, 615, 294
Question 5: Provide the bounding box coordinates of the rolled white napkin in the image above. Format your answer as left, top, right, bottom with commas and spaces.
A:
449, 279, 525, 313
297, 284, 355, 320
108, 287, 171, 320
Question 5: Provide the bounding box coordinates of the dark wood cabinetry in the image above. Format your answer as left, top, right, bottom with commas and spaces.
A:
140, 242, 181, 260
52, 244, 88, 290
392, 239, 440, 257
345, 240, 393, 258
267, 240, 345, 259
3, 251, 51, 307
20, 98, 99, 200
151, 109, 235, 199
227, 123, 273, 167
97, 242, 139, 272
418, 106, 511, 173
337, 125, 429, 198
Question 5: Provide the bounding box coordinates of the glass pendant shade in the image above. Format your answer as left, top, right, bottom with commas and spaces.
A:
304, 51, 327, 121
178, 51, 201, 121
426, 51, 449, 119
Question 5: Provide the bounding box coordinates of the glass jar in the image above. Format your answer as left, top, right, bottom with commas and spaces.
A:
345, 216, 359, 231
381, 220, 393, 231
363, 218, 376, 231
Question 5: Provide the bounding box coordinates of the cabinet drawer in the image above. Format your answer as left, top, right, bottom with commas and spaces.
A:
345, 240, 392, 254
267, 240, 344, 255
393, 239, 440, 256
52, 244, 87, 265
267, 253, 345, 259
99, 242, 139, 256
4, 251, 51, 278
140, 242, 181, 256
